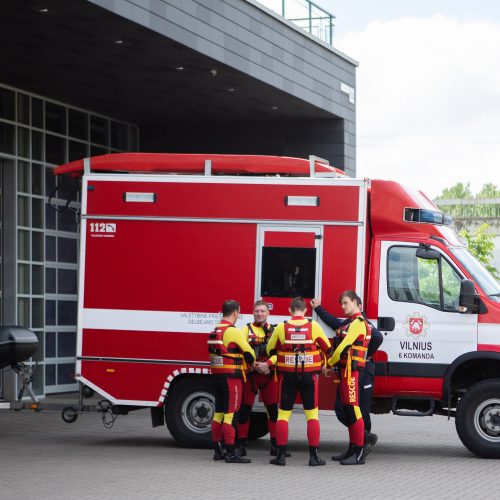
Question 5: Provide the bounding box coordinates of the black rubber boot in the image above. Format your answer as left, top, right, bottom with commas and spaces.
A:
340, 445, 365, 465
331, 443, 354, 461
224, 444, 251, 463
236, 438, 247, 457
269, 446, 287, 466
270, 438, 291, 457
308, 446, 326, 466
213, 441, 226, 461
363, 432, 378, 457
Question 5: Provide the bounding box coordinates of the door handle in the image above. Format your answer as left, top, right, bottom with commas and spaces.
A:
378, 317, 395, 331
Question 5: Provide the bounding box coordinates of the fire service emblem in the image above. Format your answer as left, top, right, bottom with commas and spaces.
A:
403, 313, 429, 338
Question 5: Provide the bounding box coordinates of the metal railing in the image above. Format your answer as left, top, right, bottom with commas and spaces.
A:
257, 0, 335, 46
435, 198, 500, 220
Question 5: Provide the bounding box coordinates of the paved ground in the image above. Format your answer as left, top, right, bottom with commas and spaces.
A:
1, 394, 499, 499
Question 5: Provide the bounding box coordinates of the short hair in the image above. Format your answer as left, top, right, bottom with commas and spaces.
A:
339, 290, 362, 305
290, 297, 306, 312
253, 300, 269, 310
222, 300, 240, 316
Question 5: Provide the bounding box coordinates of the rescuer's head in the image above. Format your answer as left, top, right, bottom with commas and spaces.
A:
253, 300, 269, 325
222, 299, 240, 323
289, 296, 307, 317
339, 290, 362, 317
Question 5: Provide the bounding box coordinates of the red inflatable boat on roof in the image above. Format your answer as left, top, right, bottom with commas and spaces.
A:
53, 153, 346, 177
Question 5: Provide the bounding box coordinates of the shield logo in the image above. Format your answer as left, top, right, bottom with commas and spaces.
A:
409, 317, 423, 335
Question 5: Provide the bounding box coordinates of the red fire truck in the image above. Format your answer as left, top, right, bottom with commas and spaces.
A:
54, 153, 500, 458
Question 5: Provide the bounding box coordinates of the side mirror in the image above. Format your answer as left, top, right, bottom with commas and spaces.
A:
416, 247, 440, 260
459, 279, 480, 314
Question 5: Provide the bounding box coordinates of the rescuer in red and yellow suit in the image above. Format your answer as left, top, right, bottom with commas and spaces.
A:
266, 297, 331, 466
327, 290, 372, 465
236, 300, 286, 457
208, 300, 256, 463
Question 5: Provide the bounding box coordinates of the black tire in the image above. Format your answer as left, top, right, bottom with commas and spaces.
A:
455, 378, 500, 458
165, 376, 215, 448
82, 385, 95, 398
248, 411, 269, 440
61, 407, 78, 424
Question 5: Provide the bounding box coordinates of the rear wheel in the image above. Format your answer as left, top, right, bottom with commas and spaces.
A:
455, 379, 500, 458
165, 376, 215, 448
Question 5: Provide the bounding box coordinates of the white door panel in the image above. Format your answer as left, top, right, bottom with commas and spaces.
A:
378, 241, 477, 367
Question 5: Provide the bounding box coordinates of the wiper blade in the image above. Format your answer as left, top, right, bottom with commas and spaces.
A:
488, 293, 500, 297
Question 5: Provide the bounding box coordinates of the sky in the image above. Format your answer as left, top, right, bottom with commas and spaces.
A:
311, 0, 500, 198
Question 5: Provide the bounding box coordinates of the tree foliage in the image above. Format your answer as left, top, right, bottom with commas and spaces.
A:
459, 223, 500, 280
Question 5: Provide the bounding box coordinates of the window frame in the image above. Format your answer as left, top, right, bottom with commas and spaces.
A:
386, 244, 464, 313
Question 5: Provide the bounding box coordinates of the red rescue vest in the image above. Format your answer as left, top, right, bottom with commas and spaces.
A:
335, 314, 372, 371
207, 322, 246, 378
276, 320, 323, 374
247, 322, 273, 361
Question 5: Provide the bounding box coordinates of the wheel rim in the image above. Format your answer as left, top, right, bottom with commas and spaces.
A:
180, 391, 215, 434
473, 398, 500, 442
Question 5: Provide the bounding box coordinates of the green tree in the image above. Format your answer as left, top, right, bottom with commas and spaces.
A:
459, 223, 500, 280
439, 182, 473, 200
477, 183, 500, 199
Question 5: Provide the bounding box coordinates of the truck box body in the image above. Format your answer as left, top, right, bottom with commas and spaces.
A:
55, 153, 500, 457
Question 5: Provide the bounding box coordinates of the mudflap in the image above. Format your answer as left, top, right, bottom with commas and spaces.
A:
151, 406, 165, 428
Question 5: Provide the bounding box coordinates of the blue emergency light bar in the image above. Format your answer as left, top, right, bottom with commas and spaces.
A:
404, 208, 453, 226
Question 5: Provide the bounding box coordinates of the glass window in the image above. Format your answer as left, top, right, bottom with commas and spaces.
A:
69, 140, 88, 162
18, 229, 30, 260
46, 235, 56, 261
58, 332, 76, 357
442, 259, 462, 312
32, 230, 43, 261
46, 267, 56, 293
18, 263, 30, 294
45, 134, 66, 165
45, 102, 66, 134
18, 199, 30, 234
261, 247, 316, 298
32, 198, 44, 229
0, 122, 15, 155
17, 127, 30, 158
32, 98, 43, 128
46, 332, 56, 358
58, 300, 77, 325
45, 203, 56, 230
17, 93, 30, 125
32, 331, 44, 361
58, 209, 78, 233
45, 300, 56, 326
388, 246, 463, 312
18, 161, 30, 193
18, 297, 30, 326
32, 164, 43, 195
90, 116, 108, 145
69, 109, 88, 141
57, 363, 76, 385
58, 237, 77, 263
32, 264, 44, 295
46, 167, 56, 197
45, 364, 56, 385
0, 87, 15, 120
32, 298, 44, 328
58, 269, 77, 294
111, 122, 128, 150
90, 145, 108, 157
32, 130, 43, 161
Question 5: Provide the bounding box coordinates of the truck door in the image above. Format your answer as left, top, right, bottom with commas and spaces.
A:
377, 241, 478, 395
256, 226, 323, 316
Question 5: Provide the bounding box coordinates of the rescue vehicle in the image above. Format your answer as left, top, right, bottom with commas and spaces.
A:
53, 153, 500, 458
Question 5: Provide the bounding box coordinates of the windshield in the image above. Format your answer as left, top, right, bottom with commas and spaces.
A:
451, 247, 500, 300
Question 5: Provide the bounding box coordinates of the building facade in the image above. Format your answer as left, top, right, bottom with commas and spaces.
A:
0, 0, 357, 398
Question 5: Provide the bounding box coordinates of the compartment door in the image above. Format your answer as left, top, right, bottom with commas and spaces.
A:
256, 225, 323, 316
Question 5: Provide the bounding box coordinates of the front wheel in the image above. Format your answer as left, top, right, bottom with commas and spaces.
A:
455, 379, 500, 458
165, 376, 215, 448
